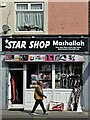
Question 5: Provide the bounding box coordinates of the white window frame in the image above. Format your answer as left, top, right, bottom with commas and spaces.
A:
15, 2, 44, 11
30, 3, 44, 11
15, 2, 44, 32
15, 3, 29, 11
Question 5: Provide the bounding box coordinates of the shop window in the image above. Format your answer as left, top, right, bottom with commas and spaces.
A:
27, 63, 52, 89
55, 63, 82, 89
39, 64, 52, 88
15, 2, 44, 31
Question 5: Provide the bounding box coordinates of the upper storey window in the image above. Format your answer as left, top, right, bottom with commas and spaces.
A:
15, 3, 44, 31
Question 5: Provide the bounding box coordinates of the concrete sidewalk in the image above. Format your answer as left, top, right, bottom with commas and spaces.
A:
0, 110, 89, 120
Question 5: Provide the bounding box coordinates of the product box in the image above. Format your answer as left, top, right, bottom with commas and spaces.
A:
49, 101, 64, 111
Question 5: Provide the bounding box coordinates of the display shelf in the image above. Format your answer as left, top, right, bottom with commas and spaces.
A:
39, 70, 51, 72
40, 79, 51, 82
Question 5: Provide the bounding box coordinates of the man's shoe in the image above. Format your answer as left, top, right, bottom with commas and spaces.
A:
31, 112, 37, 115
43, 112, 48, 115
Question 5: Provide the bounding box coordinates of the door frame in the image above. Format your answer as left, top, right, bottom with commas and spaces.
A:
8, 68, 24, 109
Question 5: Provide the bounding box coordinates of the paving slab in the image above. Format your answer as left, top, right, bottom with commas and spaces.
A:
1, 110, 89, 120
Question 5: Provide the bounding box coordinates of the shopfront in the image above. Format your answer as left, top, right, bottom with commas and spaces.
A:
2, 35, 89, 111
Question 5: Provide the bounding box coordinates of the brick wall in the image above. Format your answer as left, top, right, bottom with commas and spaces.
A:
48, 2, 88, 34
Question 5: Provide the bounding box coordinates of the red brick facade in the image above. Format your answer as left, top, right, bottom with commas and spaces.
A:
48, 2, 88, 34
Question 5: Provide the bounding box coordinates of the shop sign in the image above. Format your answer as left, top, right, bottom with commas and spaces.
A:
5, 54, 84, 62
2, 37, 88, 52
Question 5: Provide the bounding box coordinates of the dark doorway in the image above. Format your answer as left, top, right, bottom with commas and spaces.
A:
10, 70, 23, 104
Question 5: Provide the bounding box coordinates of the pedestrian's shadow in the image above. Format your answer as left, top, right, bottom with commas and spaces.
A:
21, 110, 44, 116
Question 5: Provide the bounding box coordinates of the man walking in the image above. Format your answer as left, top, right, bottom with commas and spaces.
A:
31, 80, 48, 115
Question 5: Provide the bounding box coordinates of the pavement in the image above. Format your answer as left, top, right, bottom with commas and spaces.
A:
0, 110, 89, 120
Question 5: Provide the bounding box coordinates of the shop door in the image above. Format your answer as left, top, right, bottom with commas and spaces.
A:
8, 70, 23, 109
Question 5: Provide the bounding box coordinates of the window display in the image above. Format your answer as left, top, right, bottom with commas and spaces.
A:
55, 63, 82, 89
27, 63, 52, 89
27, 63, 82, 89
39, 64, 52, 88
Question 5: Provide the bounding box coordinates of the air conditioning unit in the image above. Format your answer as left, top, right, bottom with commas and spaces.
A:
0, 2, 6, 7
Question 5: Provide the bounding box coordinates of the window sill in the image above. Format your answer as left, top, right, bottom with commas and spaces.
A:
14, 31, 44, 34
26, 88, 73, 90
26, 88, 52, 90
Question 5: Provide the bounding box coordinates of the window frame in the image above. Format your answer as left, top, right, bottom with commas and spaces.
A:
15, 2, 44, 32
15, 2, 44, 11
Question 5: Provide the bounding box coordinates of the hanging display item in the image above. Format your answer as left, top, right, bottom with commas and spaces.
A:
67, 79, 82, 111
11, 78, 16, 103
5, 54, 84, 62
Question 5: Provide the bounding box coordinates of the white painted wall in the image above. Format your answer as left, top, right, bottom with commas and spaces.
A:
87, 55, 90, 111
1, 1, 48, 35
